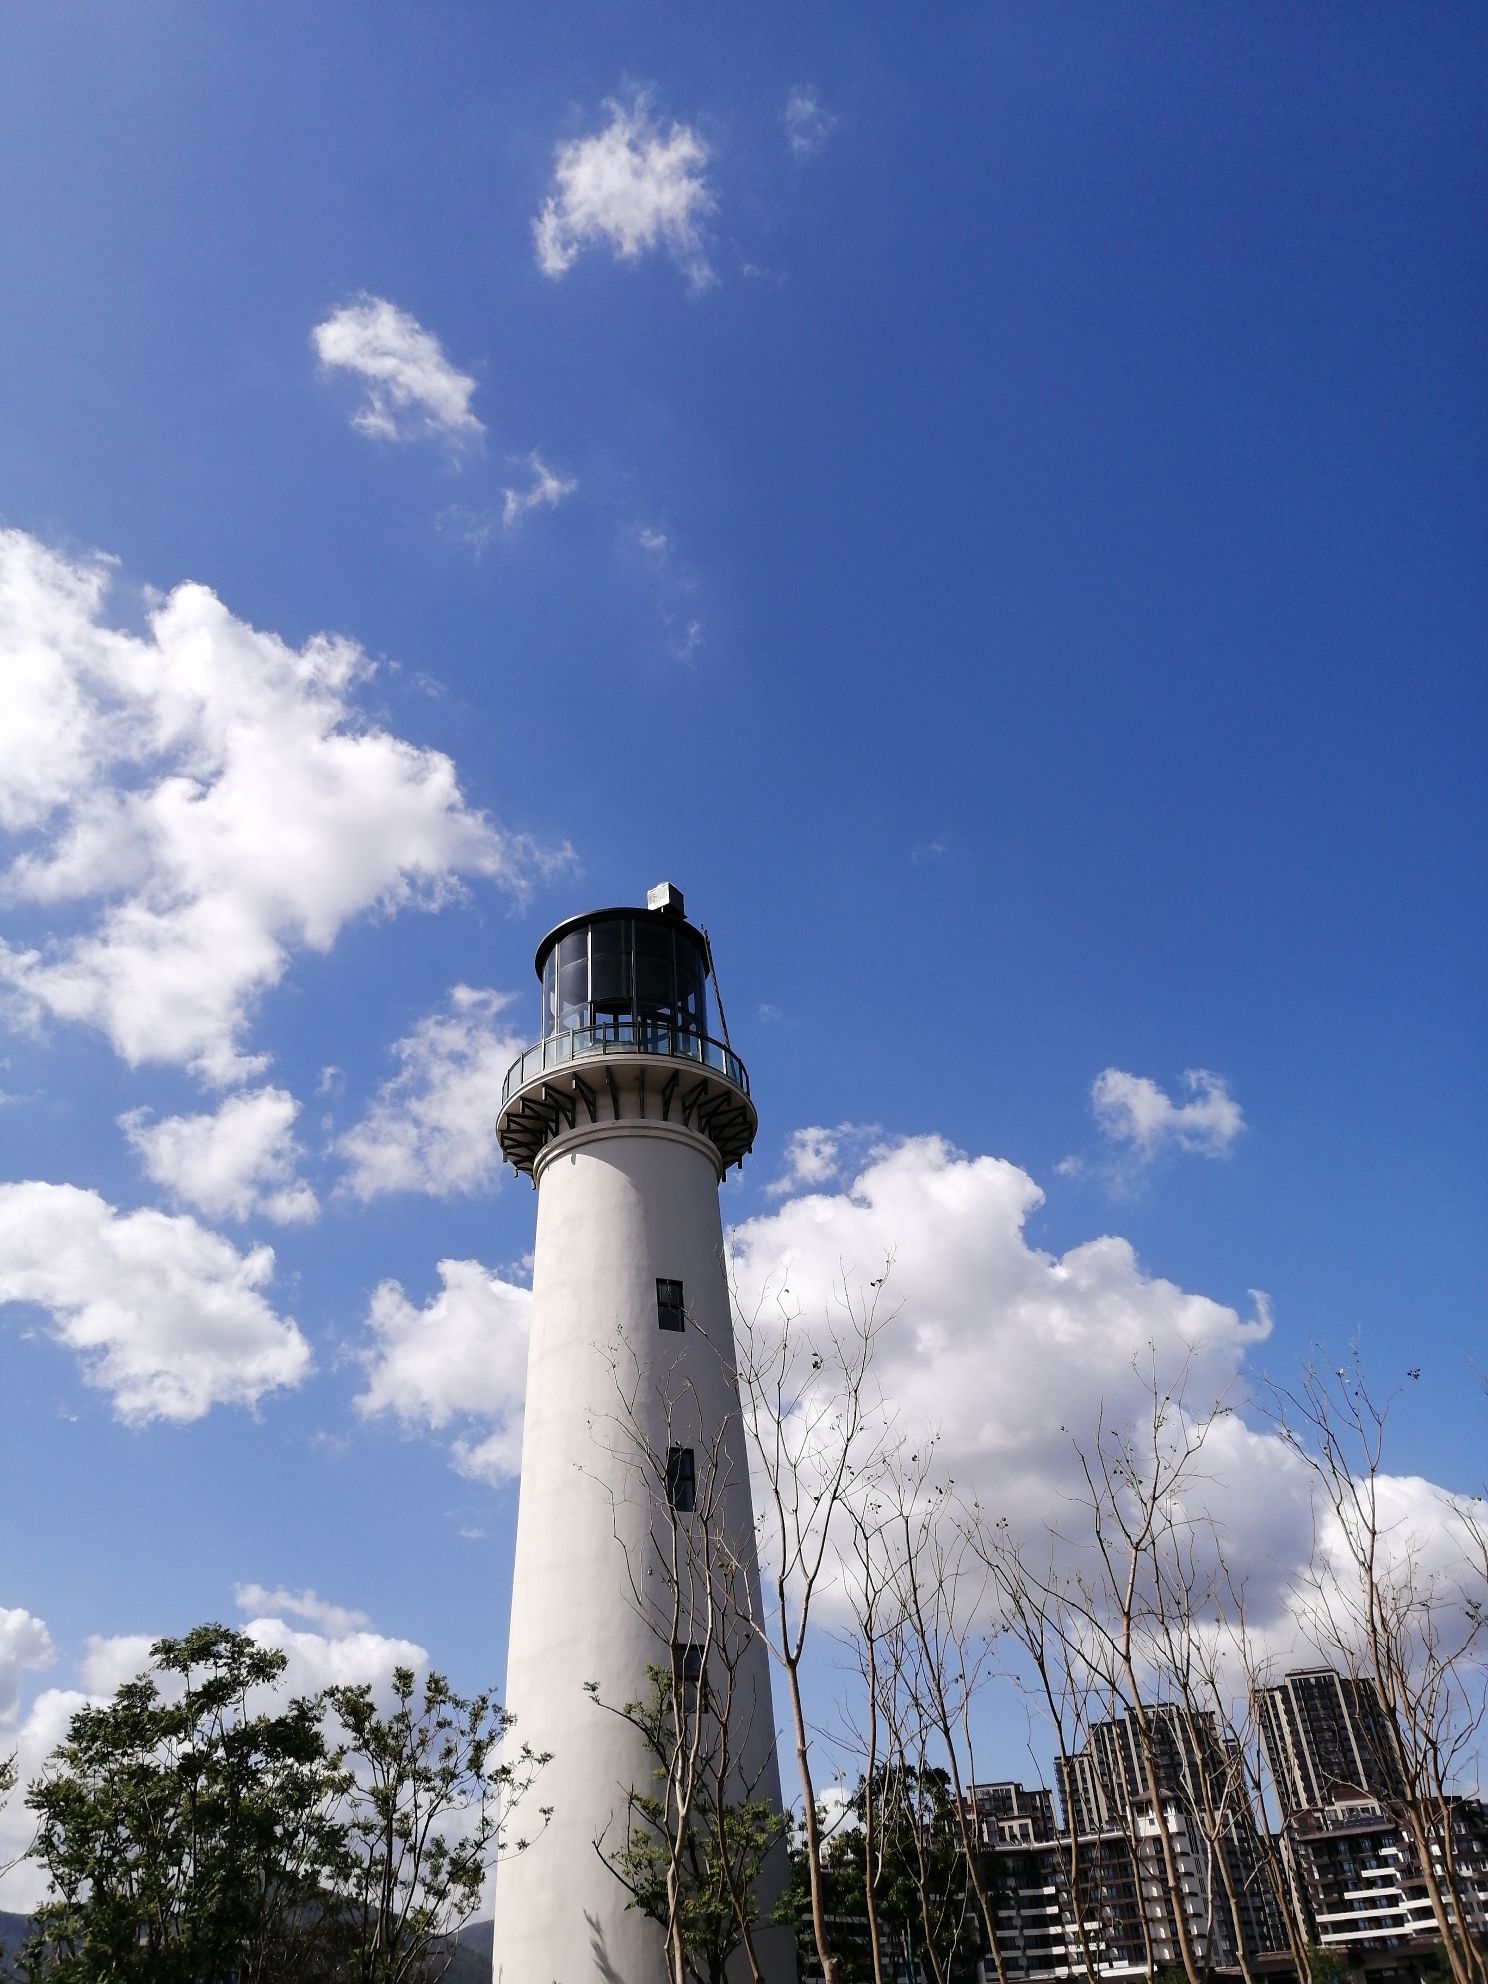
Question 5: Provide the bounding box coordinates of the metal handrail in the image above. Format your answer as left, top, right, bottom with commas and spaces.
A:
500, 1023, 751, 1110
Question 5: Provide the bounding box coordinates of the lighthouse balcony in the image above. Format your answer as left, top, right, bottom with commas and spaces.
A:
497, 1020, 755, 1175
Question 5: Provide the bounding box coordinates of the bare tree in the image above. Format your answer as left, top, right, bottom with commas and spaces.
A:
588, 1334, 787, 1984
1268, 1352, 1488, 1984
872, 1633, 978, 1984
877, 1451, 1011, 1984
836, 1460, 905, 1984
973, 1518, 1106, 1984
1212, 1580, 1331, 1984
1143, 1533, 1276, 1984
735, 1265, 897, 1984
972, 1348, 1237, 1984
1069, 1352, 1235, 1984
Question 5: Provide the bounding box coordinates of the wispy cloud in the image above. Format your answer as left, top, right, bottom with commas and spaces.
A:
232, 1584, 371, 1637
501, 452, 577, 528
534, 93, 714, 292
312, 295, 483, 448
675, 618, 704, 660
630, 520, 705, 660
783, 86, 835, 159
436, 505, 500, 557
765, 1121, 881, 1199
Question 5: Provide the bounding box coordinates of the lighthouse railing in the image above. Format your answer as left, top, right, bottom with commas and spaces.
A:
500, 1023, 749, 1110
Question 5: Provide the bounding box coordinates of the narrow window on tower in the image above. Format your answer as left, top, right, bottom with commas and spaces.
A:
656, 1277, 685, 1331
666, 1446, 696, 1513
673, 1641, 708, 1715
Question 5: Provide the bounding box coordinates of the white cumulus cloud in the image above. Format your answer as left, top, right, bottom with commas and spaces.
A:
336, 986, 525, 1201
1091, 1066, 1245, 1160
78, 1633, 157, 1697
76, 1607, 422, 1710
239, 1616, 428, 1694
0, 1181, 311, 1422
730, 1134, 1299, 1610
533, 93, 714, 290
501, 452, 578, 528
0, 531, 555, 1084
0, 1681, 86, 1907
738, 1141, 1483, 1674
356, 1258, 530, 1484
0, 1606, 54, 1722
312, 295, 483, 447
121, 1087, 318, 1225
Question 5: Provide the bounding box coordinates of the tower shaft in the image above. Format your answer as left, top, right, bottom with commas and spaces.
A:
491, 895, 793, 1982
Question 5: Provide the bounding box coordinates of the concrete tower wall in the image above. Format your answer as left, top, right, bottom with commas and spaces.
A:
492, 1105, 792, 1982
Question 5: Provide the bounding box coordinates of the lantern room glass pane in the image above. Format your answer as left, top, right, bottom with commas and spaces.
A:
675, 940, 707, 1039
556, 930, 589, 1032
589, 917, 631, 1026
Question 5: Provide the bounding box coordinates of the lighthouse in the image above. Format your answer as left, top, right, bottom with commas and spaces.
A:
491, 885, 795, 1982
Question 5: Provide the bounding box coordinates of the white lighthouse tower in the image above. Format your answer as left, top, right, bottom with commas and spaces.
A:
491, 884, 795, 1983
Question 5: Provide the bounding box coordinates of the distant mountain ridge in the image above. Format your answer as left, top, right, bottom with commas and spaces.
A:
0, 1913, 28, 1981
0, 1911, 493, 1980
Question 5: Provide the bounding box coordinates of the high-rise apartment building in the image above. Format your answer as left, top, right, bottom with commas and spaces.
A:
988, 1706, 1283, 1978
1256, 1667, 1405, 1815
1256, 1668, 1488, 1959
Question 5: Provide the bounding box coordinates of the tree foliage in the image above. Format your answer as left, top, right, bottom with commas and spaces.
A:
18, 1625, 546, 1984
592, 1666, 785, 1984
325, 1665, 545, 1984
776, 1770, 983, 1984
24, 1626, 343, 1983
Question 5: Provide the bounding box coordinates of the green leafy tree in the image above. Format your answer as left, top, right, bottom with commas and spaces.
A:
776, 1816, 883, 1984
22, 1625, 345, 1983
324, 1664, 549, 1984
1303, 1945, 1350, 1984
854, 1765, 980, 1984
779, 1768, 983, 1984
592, 1666, 785, 1984
19, 1627, 549, 1984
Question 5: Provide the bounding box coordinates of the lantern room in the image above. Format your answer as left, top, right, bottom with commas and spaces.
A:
537, 895, 710, 1048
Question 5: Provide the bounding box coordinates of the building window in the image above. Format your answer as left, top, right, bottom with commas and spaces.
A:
657, 1277, 685, 1331
673, 1641, 708, 1714
666, 1446, 696, 1513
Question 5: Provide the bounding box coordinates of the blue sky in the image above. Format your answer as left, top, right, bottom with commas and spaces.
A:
1, 2, 1484, 1887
